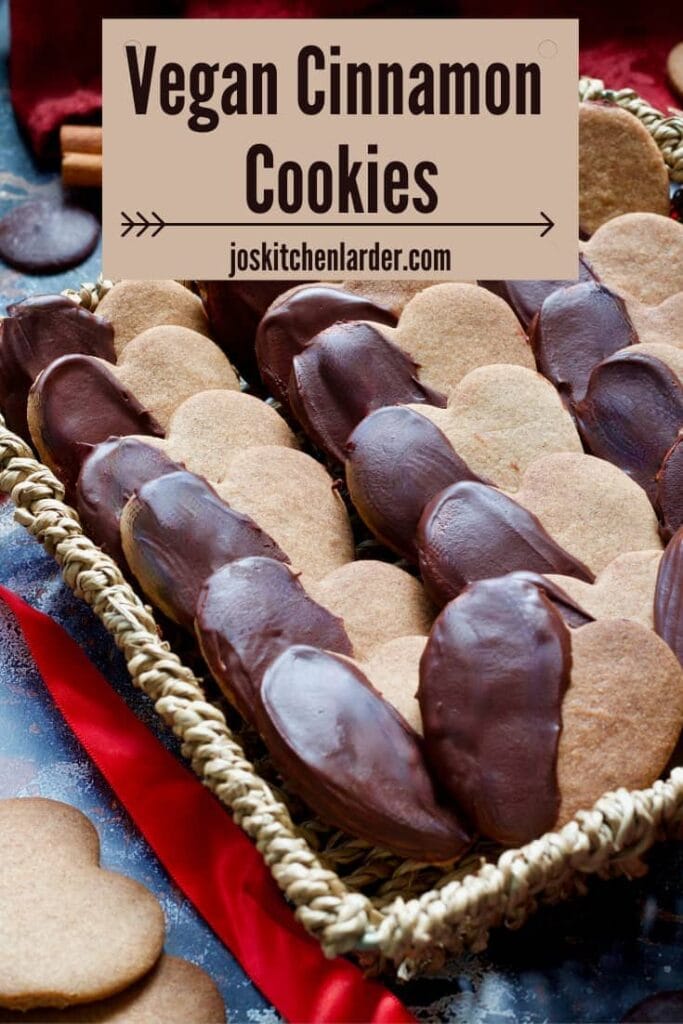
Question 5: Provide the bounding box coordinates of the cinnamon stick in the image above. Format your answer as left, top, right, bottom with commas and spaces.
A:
60, 124, 102, 155
62, 151, 102, 188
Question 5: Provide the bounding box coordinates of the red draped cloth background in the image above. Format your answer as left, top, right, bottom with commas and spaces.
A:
8, 0, 683, 163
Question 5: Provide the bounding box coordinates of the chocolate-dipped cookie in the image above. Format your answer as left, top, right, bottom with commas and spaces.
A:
575, 347, 683, 500
419, 574, 683, 845
289, 321, 444, 462
417, 481, 593, 606
654, 526, 683, 666
255, 283, 396, 410
0, 200, 99, 274
345, 405, 481, 560
479, 256, 594, 330
255, 645, 471, 861
27, 354, 163, 499
198, 280, 301, 383
120, 471, 287, 628
196, 556, 352, 722
530, 280, 638, 406
0, 295, 114, 440
657, 438, 683, 542
76, 437, 180, 569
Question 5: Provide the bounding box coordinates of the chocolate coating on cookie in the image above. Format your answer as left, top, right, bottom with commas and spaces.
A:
27, 354, 163, 499
255, 284, 396, 410
120, 471, 288, 628
199, 280, 301, 384
76, 438, 180, 569
256, 645, 471, 861
288, 321, 445, 463
654, 526, 683, 666
0, 295, 114, 440
531, 281, 637, 406
417, 481, 594, 607
656, 439, 683, 542
196, 556, 352, 722
479, 257, 594, 330
419, 575, 572, 845
346, 405, 482, 560
575, 350, 683, 500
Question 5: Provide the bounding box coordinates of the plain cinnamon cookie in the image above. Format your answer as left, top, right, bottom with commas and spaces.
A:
546, 549, 663, 629
216, 446, 354, 584
584, 214, 683, 305
114, 325, 240, 429
579, 102, 670, 236
96, 281, 210, 355
0, 956, 226, 1023
0, 799, 165, 1011
310, 560, 434, 659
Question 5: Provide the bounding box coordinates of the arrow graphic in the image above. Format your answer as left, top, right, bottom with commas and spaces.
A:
120, 211, 555, 238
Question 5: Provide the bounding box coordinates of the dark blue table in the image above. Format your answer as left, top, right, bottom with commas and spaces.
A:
2, 3, 683, 1019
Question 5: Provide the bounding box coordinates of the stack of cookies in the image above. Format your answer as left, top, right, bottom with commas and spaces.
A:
0, 99, 681, 865
0, 798, 225, 1022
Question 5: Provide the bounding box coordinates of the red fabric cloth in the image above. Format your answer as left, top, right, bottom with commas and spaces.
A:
10, 0, 683, 162
0, 584, 414, 1024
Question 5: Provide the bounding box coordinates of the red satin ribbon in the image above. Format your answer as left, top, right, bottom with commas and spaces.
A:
0, 584, 414, 1024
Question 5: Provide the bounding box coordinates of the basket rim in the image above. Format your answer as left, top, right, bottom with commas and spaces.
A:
2, 77, 682, 977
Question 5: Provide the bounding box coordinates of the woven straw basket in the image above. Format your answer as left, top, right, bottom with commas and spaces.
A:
1, 77, 683, 979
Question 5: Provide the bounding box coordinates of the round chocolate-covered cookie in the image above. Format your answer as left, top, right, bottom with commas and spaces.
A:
0, 200, 99, 273
657, 439, 683, 542
654, 526, 683, 667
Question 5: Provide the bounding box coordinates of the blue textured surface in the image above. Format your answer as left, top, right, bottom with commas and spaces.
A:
2, 3, 683, 1021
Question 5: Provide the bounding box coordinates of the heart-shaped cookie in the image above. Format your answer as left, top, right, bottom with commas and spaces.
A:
624, 291, 683, 349
112, 325, 240, 429
0, 955, 226, 1024
545, 549, 663, 631
419, 574, 683, 846
0, 798, 165, 1011
96, 280, 209, 356
215, 445, 354, 584
408, 363, 582, 490
27, 354, 163, 499
160, 389, 298, 482
196, 556, 352, 723
309, 559, 434, 660
0, 295, 114, 441
578, 101, 670, 236
120, 470, 288, 628
583, 214, 683, 305
255, 644, 470, 861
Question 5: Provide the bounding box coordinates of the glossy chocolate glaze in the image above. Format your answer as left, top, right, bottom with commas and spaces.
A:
255, 645, 471, 861
622, 991, 683, 1022
479, 256, 595, 330
289, 321, 446, 463
0, 295, 115, 440
657, 438, 683, 542
654, 526, 683, 666
506, 570, 594, 628
530, 281, 637, 406
76, 437, 180, 569
120, 471, 288, 629
418, 575, 572, 845
417, 481, 594, 607
198, 281, 302, 385
575, 350, 683, 500
255, 284, 396, 411
0, 199, 99, 274
28, 353, 163, 499
196, 556, 352, 723
346, 405, 482, 560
